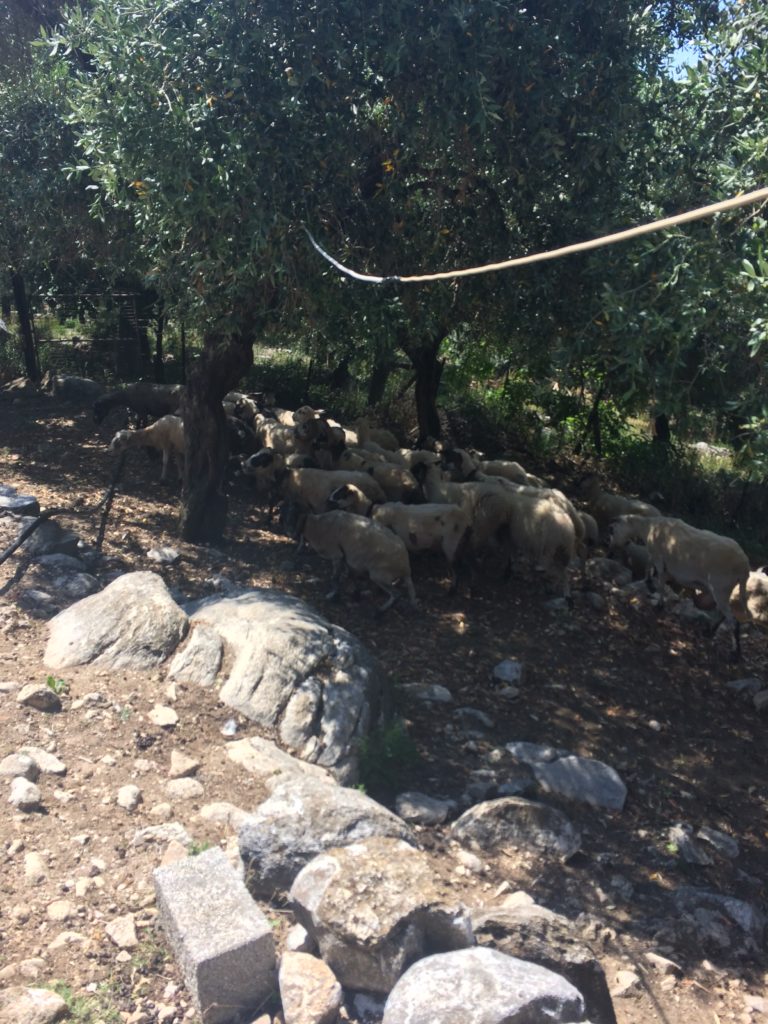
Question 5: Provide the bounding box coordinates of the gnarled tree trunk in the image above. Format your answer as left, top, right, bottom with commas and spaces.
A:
179, 330, 253, 543
404, 329, 446, 442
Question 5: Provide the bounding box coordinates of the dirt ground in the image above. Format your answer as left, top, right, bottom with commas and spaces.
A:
0, 389, 766, 1024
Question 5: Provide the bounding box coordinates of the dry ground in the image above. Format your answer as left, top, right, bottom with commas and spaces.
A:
0, 389, 766, 1024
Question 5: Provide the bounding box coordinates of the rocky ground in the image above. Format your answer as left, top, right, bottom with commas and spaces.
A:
0, 386, 766, 1024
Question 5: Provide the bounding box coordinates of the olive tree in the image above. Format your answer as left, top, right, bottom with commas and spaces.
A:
55, 0, 712, 537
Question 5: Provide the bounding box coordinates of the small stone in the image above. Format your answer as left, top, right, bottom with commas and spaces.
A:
492, 659, 525, 685
24, 852, 47, 884
47, 931, 86, 951
106, 913, 139, 949
279, 951, 343, 1024
46, 899, 75, 923
149, 802, 173, 820
285, 924, 314, 954
160, 840, 189, 866
16, 684, 62, 712
117, 785, 143, 811
168, 751, 200, 779
0, 754, 39, 780
148, 705, 178, 728
20, 747, 67, 775
611, 969, 641, 997
9, 778, 42, 811
164, 778, 204, 801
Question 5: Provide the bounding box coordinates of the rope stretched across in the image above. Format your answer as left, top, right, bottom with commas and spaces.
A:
305, 186, 768, 284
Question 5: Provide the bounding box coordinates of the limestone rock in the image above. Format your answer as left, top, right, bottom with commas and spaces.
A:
290, 837, 474, 994
279, 952, 343, 1024
382, 947, 586, 1024
239, 775, 412, 898
452, 797, 581, 860
0, 985, 68, 1024
44, 571, 189, 671
185, 588, 389, 783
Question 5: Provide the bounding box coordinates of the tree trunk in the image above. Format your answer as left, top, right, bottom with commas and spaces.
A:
407, 336, 445, 442
178, 331, 253, 543
653, 413, 671, 445
153, 308, 165, 383
11, 271, 39, 381
367, 351, 392, 407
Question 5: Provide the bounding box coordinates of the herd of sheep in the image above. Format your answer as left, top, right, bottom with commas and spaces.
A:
95, 380, 768, 658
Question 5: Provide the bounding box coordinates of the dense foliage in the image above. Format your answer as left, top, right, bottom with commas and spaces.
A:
0, 0, 765, 538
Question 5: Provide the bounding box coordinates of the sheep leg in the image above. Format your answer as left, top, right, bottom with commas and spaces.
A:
325, 557, 346, 601
160, 448, 169, 482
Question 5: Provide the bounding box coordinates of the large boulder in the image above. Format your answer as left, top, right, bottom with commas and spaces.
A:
44, 571, 189, 670
452, 797, 581, 861
181, 589, 390, 783
290, 836, 474, 994
239, 774, 412, 898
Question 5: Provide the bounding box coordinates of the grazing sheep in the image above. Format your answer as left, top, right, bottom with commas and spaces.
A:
372, 501, 472, 592
471, 489, 576, 597
241, 451, 386, 513
109, 414, 185, 481
610, 514, 750, 657
291, 508, 418, 611
578, 474, 662, 532
94, 382, 184, 426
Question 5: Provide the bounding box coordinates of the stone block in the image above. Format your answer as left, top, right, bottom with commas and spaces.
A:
154, 848, 275, 1023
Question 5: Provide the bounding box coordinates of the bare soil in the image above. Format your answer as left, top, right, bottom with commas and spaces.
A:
0, 390, 766, 1024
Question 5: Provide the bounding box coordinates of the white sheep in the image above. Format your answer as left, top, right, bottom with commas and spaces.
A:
610, 514, 750, 657
109, 414, 185, 481
578, 474, 662, 532
371, 501, 472, 593
471, 488, 576, 597
354, 416, 400, 452
298, 509, 418, 611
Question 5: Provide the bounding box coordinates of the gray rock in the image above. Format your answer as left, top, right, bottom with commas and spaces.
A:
166, 625, 223, 688
16, 684, 62, 712
290, 837, 474, 994
395, 791, 456, 825
0, 494, 39, 516
155, 847, 275, 1024
532, 755, 627, 812
725, 677, 764, 696
400, 682, 453, 703
696, 826, 739, 859
226, 736, 333, 788
492, 659, 525, 685
35, 553, 88, 573
673, 887, 765, 953
452, 797, 581, 860
17, 518, 81, 558
0, 754, 39, 781
9, 778, 42, 811
505, 741, 565, 764
668, 823, 713, 866
473, 904, 617, 1024
18, 748, 66, 776
0, 985, 68, 1024
147, 546, 181, 564
186, 589, 389, 783
382, 947, 586, 1024
44, 571, 189, 671
239, 775, 412, 898
117, 785, 143, 811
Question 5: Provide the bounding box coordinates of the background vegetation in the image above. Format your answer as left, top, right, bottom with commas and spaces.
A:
1, 0, 766, 548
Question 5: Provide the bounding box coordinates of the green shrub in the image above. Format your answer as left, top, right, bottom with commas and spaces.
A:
357, 720, 421, 799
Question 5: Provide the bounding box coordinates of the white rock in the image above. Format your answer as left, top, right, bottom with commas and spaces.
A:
106, 913, 139, 950
148, 705, 179, 728
9, 777, 42, 811
117, 784, 143, 811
